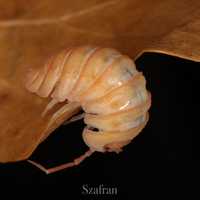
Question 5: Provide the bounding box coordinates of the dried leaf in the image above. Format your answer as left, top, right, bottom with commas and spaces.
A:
0, 0, 200, 162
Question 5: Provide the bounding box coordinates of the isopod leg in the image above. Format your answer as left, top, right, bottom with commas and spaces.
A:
27, 149, 94, 174
62, 113, 85, 125
42, 98, 59, 117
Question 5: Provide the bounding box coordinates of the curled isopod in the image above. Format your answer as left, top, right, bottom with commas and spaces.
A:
25, 45, 151, 174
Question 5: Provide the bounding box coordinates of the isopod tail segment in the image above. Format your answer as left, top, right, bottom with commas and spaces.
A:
25, 45, 151, 174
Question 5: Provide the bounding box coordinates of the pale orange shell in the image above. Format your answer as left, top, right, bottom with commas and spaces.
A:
26, 45, 151, 153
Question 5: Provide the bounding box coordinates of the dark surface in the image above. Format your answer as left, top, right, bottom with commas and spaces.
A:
0, 53, 199, 192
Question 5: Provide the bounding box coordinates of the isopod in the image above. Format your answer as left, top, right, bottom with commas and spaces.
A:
25, 46, 151, 174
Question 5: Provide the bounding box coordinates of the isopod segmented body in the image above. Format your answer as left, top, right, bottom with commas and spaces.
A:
26, 46, 151, 173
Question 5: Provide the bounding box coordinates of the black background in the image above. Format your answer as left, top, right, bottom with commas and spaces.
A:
0, 52, 199, 194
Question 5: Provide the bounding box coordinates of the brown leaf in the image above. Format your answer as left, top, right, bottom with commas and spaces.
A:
0, 0, 200, 162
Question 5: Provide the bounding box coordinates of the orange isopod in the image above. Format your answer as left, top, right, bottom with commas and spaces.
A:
25, 46, 151, 174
